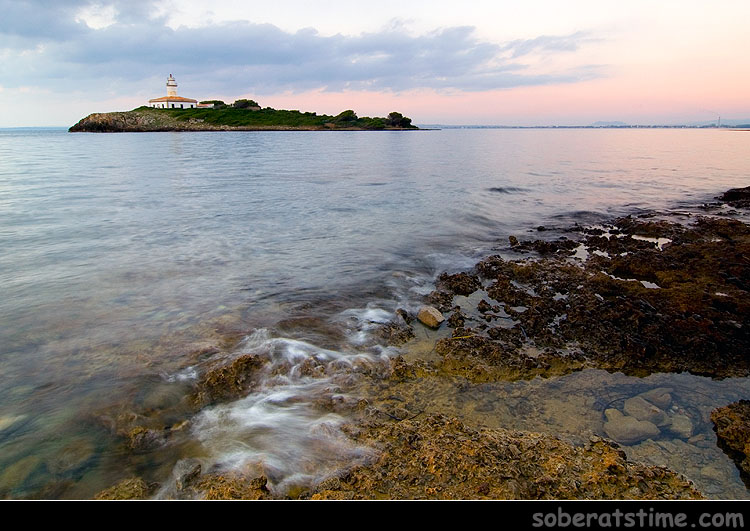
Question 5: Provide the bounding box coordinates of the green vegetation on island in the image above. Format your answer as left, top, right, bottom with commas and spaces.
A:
69, 100, 418, 132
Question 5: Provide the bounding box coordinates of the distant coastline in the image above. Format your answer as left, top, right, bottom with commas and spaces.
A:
69, 106, 420, 133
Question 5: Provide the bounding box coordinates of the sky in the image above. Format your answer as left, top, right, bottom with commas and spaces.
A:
1, 0, 748, 126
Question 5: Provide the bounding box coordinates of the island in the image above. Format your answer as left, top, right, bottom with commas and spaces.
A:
69, 102, 418, 132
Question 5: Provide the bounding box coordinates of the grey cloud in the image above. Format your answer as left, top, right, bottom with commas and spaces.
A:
1, 5, 604, 94
501, 31, 597, 58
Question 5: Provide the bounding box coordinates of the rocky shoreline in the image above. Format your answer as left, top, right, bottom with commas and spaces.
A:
83, 185, 750, 499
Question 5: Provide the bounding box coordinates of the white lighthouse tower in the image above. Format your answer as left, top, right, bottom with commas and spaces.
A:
166, 74, 178, 98
148, 74, 198, 109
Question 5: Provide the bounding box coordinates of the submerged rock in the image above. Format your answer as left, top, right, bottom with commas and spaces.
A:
668, 414, 694, 440
417, 306, 445, 329
603, 408, 660, 446
623, 396, 670, 427
637, 387, 673, 410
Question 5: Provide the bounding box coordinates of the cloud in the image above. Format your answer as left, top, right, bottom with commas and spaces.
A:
0, 1, 603, 96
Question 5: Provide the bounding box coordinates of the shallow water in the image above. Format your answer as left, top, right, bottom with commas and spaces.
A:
1, 127, 749, 498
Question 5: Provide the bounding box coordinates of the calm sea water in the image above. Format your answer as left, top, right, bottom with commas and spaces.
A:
1, 128, 749, 498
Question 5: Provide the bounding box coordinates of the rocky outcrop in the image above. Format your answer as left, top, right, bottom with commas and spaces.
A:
310, 415, 702, 500
711, 400, 750, 485
430, 214, 750, 381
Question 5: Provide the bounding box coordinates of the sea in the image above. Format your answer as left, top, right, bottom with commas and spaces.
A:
1, 127, 749, 499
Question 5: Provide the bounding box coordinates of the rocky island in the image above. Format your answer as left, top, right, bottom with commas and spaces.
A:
69, 102, 418, 132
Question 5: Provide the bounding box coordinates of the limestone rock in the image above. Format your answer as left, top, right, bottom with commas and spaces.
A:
667, 414, 693, 440
604, 408, 660, 445
711, 399, 750, 482
637, 387, 673, 410
624, 396, 670, 427
94, 478, 154, 500
417, 306, 445, 328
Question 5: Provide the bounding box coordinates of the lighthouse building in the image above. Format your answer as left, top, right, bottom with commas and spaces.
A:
148, 74, 198, 109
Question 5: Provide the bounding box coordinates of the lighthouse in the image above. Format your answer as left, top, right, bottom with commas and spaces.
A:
166, 74, 178, 98
148, 74, 198, 109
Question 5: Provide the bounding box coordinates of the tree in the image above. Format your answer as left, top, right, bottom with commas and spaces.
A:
386, 112, 413, 128
334, 110, 358, 123
233, 99, 260, 109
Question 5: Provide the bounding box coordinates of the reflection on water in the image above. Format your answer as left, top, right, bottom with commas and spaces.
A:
2, 128, 750, 498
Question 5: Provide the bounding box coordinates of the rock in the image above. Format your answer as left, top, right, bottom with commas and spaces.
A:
603, 408, 661, 445
637, 387, 673, 410
437, 272, 481, 296
509, 235, 520, 247
309, 414, 701, 499
417, 306, 445, 328
173, 458, 202, 490
477, 299, 492, 313
720, 186, 750, 202
192, 353, 267, 406
667, 414, 693, 440
94, 478, 154, 500
711, 399, 750, 483
624, 396, 670, 427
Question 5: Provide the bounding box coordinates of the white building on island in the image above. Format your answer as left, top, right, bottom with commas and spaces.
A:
148, 74, 198, 109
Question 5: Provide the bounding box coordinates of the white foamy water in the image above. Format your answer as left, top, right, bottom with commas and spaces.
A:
185, 327, 394, 493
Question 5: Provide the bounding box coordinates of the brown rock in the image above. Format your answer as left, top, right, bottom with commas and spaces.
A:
417, 306, 445, 328
94, 478, 154, 500
711, 400, 750, 484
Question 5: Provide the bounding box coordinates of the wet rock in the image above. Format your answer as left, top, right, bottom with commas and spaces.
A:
477, 299, 492, 314
667, 414, 693, 440
603, 409, 660, 446
711, 400, 750, 484
637, 387, 673, 410
437, 272, 481, 296
192, 354, 267, 406
395, 308, 414, 324
417, 306, 445, 329
720, 186, 750, 203
310, 415, 700, 499
624, 396, 670, 427
446, 310, 465, 328
509, 235, 519, 248
195, 474, 271, 500
126, 426, 166, 452
173, 458, 202, 491
426, 290, 454, 313
94, 478, 155, 500
375, 320, 415, 346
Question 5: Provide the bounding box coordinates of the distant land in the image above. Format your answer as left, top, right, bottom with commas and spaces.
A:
69, 103, 419, 132
418, 120, 750, 130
